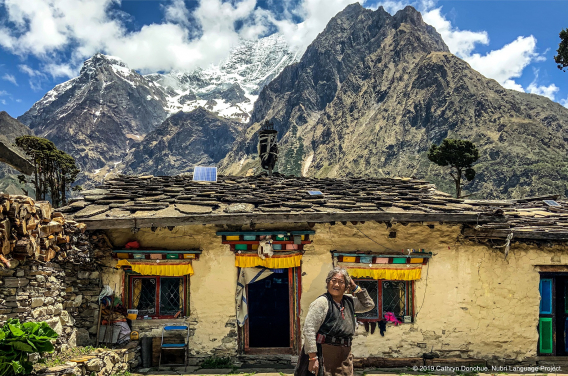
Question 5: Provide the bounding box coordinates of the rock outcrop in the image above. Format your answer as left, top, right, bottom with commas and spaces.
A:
122, 108, 243, 176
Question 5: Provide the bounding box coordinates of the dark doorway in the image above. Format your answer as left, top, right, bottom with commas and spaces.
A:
248, 271, 290, 348
539, 274, 568, 355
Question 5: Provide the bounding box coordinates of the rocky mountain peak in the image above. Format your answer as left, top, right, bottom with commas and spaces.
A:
79, 53, 128, 76
392, 6, 425, 27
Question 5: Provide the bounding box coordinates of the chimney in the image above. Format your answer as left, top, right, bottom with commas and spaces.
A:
258, 119, 278, 176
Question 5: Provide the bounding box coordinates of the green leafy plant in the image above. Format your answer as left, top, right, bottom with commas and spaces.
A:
0, 319, 59, 375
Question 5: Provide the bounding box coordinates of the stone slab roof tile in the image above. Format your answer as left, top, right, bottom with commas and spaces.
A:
59, 174, 541, 233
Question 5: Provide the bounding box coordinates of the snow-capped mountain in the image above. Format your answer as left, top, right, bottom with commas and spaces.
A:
18, 53, 169, 173
146, 34, 299, 122
16, 34, 298, 184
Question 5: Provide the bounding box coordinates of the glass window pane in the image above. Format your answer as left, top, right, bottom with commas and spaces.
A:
160, 277, 183, 316
540, 279, 552, 314
382, 281, 406, 317
132, 278, 156, 315
356, 280, 379, 319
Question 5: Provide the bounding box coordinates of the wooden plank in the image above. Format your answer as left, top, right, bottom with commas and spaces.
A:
82, 212, 506, 230
333, 252, 432, 258
216, 230, 315, 236
111, 249, 202, 254
464, 227, 568, 240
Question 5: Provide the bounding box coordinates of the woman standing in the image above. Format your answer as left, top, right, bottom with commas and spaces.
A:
295, 267, 375, 376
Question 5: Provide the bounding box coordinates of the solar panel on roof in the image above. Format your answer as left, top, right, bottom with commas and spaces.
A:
543, 200, 561, 207
193, 166, 217, 182
308, 191, 323, 195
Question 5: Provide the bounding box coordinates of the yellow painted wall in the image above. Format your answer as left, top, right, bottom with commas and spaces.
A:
99, 221, 568, 361
305, 222, 568, 361
103, 225, 238, 356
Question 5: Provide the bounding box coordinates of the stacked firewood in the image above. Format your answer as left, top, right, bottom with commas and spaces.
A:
0, 193, 89, 263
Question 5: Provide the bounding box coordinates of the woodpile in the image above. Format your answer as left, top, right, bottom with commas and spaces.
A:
0, 193, 89, 263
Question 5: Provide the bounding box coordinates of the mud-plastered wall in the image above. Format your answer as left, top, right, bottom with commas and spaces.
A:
303, 222, 567, 362
104, 225, 237, 357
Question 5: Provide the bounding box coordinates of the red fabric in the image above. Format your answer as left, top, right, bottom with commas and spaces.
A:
384, 312, 402, 325
125, 241, 140, 249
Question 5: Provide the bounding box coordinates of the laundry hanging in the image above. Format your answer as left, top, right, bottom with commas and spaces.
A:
236, 267, 273, 326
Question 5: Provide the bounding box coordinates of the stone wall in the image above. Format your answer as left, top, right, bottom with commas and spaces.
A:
102, 221, 568, 364
0, 260, 101, 348
35, 343, 140, 376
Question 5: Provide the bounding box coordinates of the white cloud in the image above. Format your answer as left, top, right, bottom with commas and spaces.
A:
526, 69, 559, 100
421, 7, 488, 58
19, 64, 46, 90
1, 73, 17, 85
0, 0, 293, 73
560, 97, 568, 108
18, 64, 43, 77
0, 99, 6, 105
163, 0, 192, 27
44, 63, 75, 79
0, 90, 8, 96
0, 0, 562, 107
466, 36, 543, 91
272, 0, 357, 52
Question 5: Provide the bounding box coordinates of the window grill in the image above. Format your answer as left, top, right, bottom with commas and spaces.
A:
132, 278, 156, 315
353, 279, 413, 321
129, 275, 187, 317
382, 281, 406, 317
160, 278, 183, 316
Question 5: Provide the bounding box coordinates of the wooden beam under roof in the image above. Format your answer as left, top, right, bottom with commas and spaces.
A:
80, 211, 506, 230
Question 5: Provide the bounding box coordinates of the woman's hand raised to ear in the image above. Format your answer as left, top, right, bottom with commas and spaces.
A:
349, 277, 357, 292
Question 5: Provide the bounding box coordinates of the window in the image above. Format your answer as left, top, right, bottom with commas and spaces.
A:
128, 275, 188, 318
354, 279, 414, 321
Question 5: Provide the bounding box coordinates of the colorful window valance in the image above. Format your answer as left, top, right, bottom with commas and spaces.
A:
217, 231, 314, 252
345, 267, 422, 281
235, 253, 302, 268
116, 259, 194, 276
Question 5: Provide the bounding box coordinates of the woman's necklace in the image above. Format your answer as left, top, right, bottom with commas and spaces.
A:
333, 300, 345, 320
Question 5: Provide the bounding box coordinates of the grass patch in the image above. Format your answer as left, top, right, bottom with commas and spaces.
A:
41, 346, 97, 368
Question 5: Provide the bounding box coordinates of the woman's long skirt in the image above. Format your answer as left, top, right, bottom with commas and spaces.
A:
295, 344, 353, 376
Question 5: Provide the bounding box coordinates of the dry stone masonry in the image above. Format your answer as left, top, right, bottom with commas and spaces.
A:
0, 193, 114, 348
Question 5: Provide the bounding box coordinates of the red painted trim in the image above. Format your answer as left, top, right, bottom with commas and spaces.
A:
128, 275, 187, 318
378, 281, 383, 318
412, 280, 416, 318
296, 266, 302, 355
288, 268, 294, 349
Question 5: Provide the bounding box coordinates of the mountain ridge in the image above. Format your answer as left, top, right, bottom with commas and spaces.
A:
219, 5, 568, 199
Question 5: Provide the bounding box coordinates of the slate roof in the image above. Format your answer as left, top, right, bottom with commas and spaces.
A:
463, 196, 568, 241
60, 174, 511, 231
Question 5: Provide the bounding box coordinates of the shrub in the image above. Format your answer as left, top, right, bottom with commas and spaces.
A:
0, 319, 59, 375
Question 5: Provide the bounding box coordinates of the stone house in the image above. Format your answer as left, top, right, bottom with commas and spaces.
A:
3, 174, 568, 369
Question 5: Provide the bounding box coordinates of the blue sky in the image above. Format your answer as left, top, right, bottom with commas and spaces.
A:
0, 0, 567, 118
